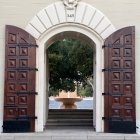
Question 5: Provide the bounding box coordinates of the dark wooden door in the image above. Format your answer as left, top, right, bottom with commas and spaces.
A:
104, 26, 136, 133
3, 25, 37, 132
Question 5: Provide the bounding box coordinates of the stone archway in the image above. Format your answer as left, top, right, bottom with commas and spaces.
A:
25, 1, 116, 132
35, 24, 109, 132
25, 1, 116, 40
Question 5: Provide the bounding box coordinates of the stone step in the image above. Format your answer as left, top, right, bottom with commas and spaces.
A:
48, 114, 93, 119
47, 118, 93, 122
48, 109, 93, 115
46, 123, 93, 126
47, 119, 93, 123
48, 112, 93, 115
0, 131, 139, 140
49, 109, 93, 112
47, 109, 93, 126
46, 119, 93, 126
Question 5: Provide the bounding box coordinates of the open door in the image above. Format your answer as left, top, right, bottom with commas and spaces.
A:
3, 25, 37, 132
103, 26, 136, 133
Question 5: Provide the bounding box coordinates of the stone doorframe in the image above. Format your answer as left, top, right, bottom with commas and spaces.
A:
25, 1, 116, 132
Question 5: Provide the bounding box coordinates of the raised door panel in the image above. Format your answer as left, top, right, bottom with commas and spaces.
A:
3, 25, 37, 132
104, 26, 135, 133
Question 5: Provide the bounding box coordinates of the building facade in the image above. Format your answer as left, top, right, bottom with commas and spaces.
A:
0, 0, 140, 134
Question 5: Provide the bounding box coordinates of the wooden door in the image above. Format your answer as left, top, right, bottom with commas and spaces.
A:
3, 25, 37, 132
104, 26, 136, 133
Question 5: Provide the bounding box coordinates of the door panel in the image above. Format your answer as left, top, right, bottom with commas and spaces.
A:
3, 25, 37, 132
104, 26, 135, 133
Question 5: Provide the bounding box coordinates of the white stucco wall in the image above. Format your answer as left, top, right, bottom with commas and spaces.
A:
0, 0, 140, 133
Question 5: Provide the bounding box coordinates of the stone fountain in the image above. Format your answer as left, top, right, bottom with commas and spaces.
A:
55, 90, 83, 109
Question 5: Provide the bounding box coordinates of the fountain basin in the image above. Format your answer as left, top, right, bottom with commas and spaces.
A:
55, 98, 83, 109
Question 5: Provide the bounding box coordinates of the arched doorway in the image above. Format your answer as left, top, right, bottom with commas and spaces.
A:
44, 31, 96, 130
3, 1, 135, 134
3, 1, 116, 133
36, 25, 103, 132
35, 24, 104, 132
26, 1, 116, 132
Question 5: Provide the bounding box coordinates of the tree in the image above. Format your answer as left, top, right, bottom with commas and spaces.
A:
77, 84, 93, 97
48, 39, 94, 94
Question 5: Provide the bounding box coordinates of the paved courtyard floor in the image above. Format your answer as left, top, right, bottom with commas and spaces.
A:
0, 127, 140, 140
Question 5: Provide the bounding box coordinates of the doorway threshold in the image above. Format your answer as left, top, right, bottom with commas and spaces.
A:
0, 128, 139, 140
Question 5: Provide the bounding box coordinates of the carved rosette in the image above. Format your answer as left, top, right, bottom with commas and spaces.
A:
63, 0, 79, 10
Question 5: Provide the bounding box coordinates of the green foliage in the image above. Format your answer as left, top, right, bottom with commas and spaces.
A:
48, 39, 93, 92
77, 84, 93, 97
49, 88, 59, 97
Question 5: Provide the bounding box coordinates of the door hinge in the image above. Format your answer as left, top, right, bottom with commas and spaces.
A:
102, 93, 125, 96
102, 68, 109, 72
102, 117, 107, 120
102, 93, 109, 96
16, 116, 37, 120
28, 116, 38, 120
102, 68, 125, 72
16, 67, 38, 71
102, 44, 124, 48
32, 68, 38, 71
16, 92, 38, 95
16, 44, 38, 48
102, 44, 111, 48
4, 105, 17, 108
102, 117, 112, 121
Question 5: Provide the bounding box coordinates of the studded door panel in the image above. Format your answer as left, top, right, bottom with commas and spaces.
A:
3, 25, 37, 132
104, 26, 135, 133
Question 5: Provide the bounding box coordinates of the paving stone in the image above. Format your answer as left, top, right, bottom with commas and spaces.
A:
0, 136, 14, 140
88, 136, 124, 140
14, 136, 52, 140
1, 129, 140, 140
52, 136, 87, 140
124, 136, 140, 140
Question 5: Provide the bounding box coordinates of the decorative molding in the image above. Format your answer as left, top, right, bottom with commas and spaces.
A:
63, 0, 79, 10
26, 1, 116, 40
